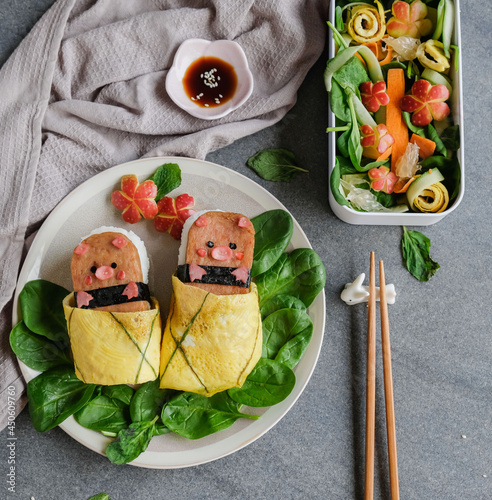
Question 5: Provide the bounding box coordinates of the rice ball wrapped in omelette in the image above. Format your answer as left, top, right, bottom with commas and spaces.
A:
159, 211, 262, 396
63, 227, 162, 385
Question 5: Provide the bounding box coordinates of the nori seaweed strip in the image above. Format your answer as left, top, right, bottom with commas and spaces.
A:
74, 282, 150, 309
177, 265, 250, 288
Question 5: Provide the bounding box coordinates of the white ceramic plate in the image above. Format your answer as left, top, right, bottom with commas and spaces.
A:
13, 156, 326, 469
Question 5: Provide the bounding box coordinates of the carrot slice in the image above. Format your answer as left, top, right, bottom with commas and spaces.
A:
410, 133, 436, 159
363, 42, 379, 59
378, 45, 393, 65
376, 145, 393, 162
393, 176, 415, 193
386, 68, 408, 172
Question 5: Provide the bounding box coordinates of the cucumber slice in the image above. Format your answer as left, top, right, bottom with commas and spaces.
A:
421, 68, 453, 94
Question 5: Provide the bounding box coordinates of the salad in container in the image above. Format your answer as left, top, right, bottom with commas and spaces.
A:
326, 0, 464, 225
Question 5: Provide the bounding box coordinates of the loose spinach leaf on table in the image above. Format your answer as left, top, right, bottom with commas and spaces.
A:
251, 209, 293, 277
247, 148, 308, 182
401, 226, 440, 281
260, 294, 306, 319
10, 321, 71, 371
27, 365, 96, 432
161, 392, 258, 440
106, 416, 158, 465
19, 279, 69, 342
262, 309, 313, 363
228, 358, 296, 407
256, 248, 326, 308
86, 494, 111, 500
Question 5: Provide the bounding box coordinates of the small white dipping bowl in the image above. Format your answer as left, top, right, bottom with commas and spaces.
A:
166, 38, 254, 120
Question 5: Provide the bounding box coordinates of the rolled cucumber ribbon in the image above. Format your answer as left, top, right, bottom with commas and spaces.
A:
346, 0, 387, 44
406, 168, 449, 213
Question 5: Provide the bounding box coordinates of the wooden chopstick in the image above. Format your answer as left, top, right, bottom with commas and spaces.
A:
379, 260, 400, 500
364, 255, 400, 500
364, 252, 377, 500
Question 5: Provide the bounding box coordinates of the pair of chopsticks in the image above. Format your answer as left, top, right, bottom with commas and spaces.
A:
365, 252, 399, 500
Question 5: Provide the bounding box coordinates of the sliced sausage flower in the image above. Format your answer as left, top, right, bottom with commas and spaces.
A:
400, 79, 450, 127
368, 165, 398, 194
111, 175, 158, 224
154, 194, 197, 240
387, 0, 432, 39
360, 81, 390, 113
360, 123, 395, 160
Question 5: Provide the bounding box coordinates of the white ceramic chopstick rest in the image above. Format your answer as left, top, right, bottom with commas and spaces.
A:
341, 273, 396, 305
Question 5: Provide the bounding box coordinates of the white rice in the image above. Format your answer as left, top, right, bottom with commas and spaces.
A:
82, 226, 150, 283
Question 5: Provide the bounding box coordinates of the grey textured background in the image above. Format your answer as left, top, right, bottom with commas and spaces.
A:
1, 1, 491, 499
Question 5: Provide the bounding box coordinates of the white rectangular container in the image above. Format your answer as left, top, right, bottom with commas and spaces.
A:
327, 0, 464, 226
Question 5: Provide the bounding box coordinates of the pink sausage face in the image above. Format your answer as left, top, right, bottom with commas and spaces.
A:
185, 212, 255, 269
71, 232, 143, 292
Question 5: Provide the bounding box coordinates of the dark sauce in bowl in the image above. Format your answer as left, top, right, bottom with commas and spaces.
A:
183, 56, 238, 108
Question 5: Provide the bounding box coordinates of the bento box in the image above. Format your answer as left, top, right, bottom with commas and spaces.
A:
327, 0, 464, 225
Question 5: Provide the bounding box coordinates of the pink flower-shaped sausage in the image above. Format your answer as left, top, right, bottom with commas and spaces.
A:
368, 165, 398, 194
360, 124, 395, 160
360, 81, 390, 113
111, 175, 158, 224
153, 194, 197, 240
400, 79, 450, 127
387, 0, 432, 38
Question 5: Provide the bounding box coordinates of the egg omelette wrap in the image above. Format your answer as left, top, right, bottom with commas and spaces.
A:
159, 275, 262, 396
63, 293, 162, 385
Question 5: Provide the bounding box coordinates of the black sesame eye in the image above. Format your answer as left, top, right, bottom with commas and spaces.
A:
90, 266, 97, 273
207, 241, 214, 248
111, 262, 117, 269
229, 243, 237, 250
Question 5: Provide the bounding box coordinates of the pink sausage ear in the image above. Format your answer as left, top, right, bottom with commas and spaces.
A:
195, 215, 208, 227
74, 243, 89, 255
238, 217, 251, 227
112, 236, 128, 248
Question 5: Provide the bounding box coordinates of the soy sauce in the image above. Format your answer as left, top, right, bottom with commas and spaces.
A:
183, 56, 238, 108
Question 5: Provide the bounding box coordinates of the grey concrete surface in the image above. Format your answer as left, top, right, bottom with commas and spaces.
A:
1, 1, 491, 499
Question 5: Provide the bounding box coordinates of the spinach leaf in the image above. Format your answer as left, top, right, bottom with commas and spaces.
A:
262, 309, 313, 361
10, 321, 71, 371
102, 385, 134, 406
247, 149, 308, 182
86, 494, 111, 500
161, 392, 258, 440
330, 80, 351, 123
275, 325, 313, 370
401, 226, 440, 281
426, 124, 447, 156
251, 209, 293, 277
27, 366, 96, 432
256, 248, 326, 308
130, 379, 171, 436
440, 125, 460, 151
330, 156, 357, 208
147, 163, 181, 202
105, 416, 158, 465
260, 294, 306, 319
228, 358, 296, 407
19, 280, 69, 342
75, 394, 130, 434
337, 127, 351, 158
332, 53, 368, 94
